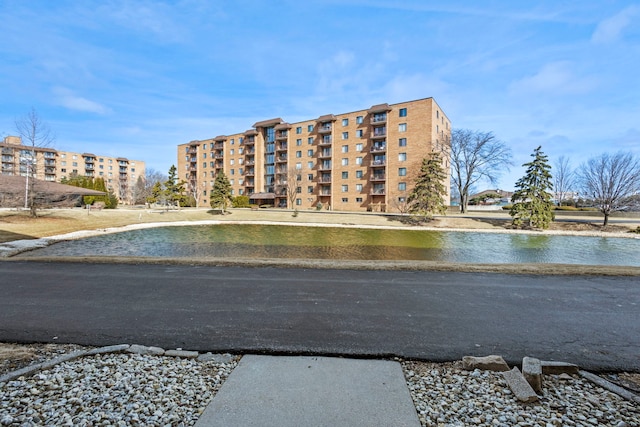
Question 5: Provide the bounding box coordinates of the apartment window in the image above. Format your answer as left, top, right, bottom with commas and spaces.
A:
61, 168, 66, 173
342, 198, 348, 203
239, 158, 244, 165
296, 151, 302, 158
210, 161, 214, 167
239, 178, 244, 184
356, 116, 363, 124
98, 158, 103, 162
72, 155, 77, 159
399, 138, 407, 147
203, 153, 207, 159
239, 168, 244, 175
399, 167, 407, 176
296, 126, 302, 134
398, 182, 407, 191
230, 159, 235, 165
296, 139, 302, 146
61, 154, 66, 158
239, 189, 244, 195
356, 197, 363, 203
307, 149, 313, 157
203, 163, 207, 168
356, 157, 363, 165
341, 145, 348, 153
239, 148, 244, 155
296, 186, 302, 194
229, 149, 233, 155
342, 118, 349, 126
308, 137, 313, 144
307, 161, 313, 169
356, 184, 363, 192
229, 179, 234, 185
356, 130, 363, 138
399, 153, 407, 161
296, 174, 302, 181
296, 198, 302, 206
399, 108, 407, 117
230, 139, 235, 145
61, 161, 67, 166
230, 169, 235, 175
356, 143, 363, 151
399, 123, 407, 132
296, 162, 302, 169
307, 124, 314, 132
437, 110, 440, 119
72, 162, 78, 167
342, 171, 348, 179
99, 165, 103, 169
356, 170, 363, 178
342, 132, 348, 140
307, 174, 314, 180
341, 158, 348, 166
307, 186, 313, 193
342, 185, 348, 192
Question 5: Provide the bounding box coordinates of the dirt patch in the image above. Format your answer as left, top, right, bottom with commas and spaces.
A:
0, 343, 88, 375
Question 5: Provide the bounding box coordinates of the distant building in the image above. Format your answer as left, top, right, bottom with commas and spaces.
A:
177, 97, 451, 212
469, 189, 514, 206
1, 136, 145, 204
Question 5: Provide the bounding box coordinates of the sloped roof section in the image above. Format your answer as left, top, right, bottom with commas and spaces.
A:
252, 118, 283, 128
316, 114, 336, 122
368, 103, 392, 113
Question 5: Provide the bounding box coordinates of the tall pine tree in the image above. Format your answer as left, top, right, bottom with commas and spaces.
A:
164, 165, 188, 207
407, 153, 448, 220
510, 146, 554, 229
210, 171, 233, 213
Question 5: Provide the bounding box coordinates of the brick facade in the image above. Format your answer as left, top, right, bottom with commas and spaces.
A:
177, 97, 451, 212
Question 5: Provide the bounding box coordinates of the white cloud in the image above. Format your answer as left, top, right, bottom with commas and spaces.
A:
53, 87, 111, 115
592, 5, 640, 44
508, 62, 596, 96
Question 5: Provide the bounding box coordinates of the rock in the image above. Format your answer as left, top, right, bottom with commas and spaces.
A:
197, 353, 235, 363
522, 356, 543, 393
86, 344, 130, 355
164, 350, 199, 359
502, 367, 539, 403
540, 360, 579, 375
126, 345, 165, 356
462, 355, 510, 372
579, 370, 640, 404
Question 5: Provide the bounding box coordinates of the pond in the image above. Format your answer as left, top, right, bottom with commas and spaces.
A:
20, 224, 640, 266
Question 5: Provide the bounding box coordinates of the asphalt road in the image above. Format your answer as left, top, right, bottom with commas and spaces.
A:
1, 261, 638, 371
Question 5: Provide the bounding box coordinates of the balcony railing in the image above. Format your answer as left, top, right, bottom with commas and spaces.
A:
319, 163, 332, 171
371, 114, 387, 124
44, 160, 56, 166
370, 174, 386, 181
276, 143, 288, 151
370, 159, 386, 167
372, 128, 387, 138
245, 149, 255, 155
318, 150, 331, 158
318, 124, 332, 133
371, 188, 386, 195
318, 176, 332, 183
371, 144, 386, 152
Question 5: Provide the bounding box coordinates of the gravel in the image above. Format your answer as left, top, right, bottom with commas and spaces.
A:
1, 344, 639, 426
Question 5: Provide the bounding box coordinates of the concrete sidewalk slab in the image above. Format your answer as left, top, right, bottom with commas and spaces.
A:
195, 355, 420, 427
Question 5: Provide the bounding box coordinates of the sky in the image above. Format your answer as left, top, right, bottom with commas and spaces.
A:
1, 0, 639, 191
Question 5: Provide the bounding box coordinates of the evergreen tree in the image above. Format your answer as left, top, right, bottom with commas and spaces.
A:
510, 146, 554, 229
407, 153, 448, 220
210, 171, 233, 213
164, 165, 188, 207
148, 181, 164, 205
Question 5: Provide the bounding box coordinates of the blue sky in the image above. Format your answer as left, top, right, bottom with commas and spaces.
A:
1, 0, 638, 191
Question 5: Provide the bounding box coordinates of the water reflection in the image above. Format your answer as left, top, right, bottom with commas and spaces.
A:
20, 224, 640, 266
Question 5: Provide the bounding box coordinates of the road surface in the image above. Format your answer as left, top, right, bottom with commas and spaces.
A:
1, 261, 638, 371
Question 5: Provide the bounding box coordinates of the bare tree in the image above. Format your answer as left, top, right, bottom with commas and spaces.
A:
553, 155, 576, 206
15, 108, 55, 216
578, 151, 640, 226
275, 165, 302, 209
450, 129, 513, 213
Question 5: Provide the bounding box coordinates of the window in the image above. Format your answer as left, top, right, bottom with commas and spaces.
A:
398, 182, 407, 191
342, 118, 349, 126
230, 169, 235, 175
356, 184, 363, 192
203, 163, 207, 168
356, 143, 363, 151
230, 149, 234, 155
210, 161, 214, 167
342, 198, 348, 203
230, 159, 235, 165
296, 187, 302, 194
399, 138, 407, 147
307, 149, 313, 157
230, 138, 235, 145
342, 132, 348, 140
342, 171, 348, 179
399, 108, 407, 117
296, 198, 302, 206
356, 170, 363, 178
308, 137, 314, 144
307, 124, 314, 132
356, 130, 363, 138
436, 110, 439, 119
342, 145, 348, 153
399, 167, 407, 176
342, 185, 348, 192
296, 162, 302, 169
308, 174, 314, 181
356, 157, 363, 165
399, 123, 407, 132
356, 197, 363, 203
296, 151, 302, 158
296, 126, 302, 134
341, 158, 348, 166
307, 186, 313, 193
398, 153, 407, 161
229, 179, 234, 185
356, 116, 363, 124
239, 148, 244, 154
296, 139, 302, 146
307, 161, 314, 169
296, 174, 302, 181
203, 153, 207, 159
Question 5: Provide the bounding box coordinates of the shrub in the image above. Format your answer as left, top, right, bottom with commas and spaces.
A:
232, 195, 250, 208
628, 226, 640, 234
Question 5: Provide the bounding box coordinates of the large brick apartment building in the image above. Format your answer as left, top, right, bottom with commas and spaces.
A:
177, 97, 451, 212
1, 136, 145, 204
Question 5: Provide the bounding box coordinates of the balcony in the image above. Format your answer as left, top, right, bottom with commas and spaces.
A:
214, 154, 224, 159
245, 149, 255, 155
276, 155, 288, 163
276, 143, 288, 151
371, 187, 386, 195
276, 131, 288, 140
319, 163, 332, 171
318, 123, 332, 134
371, 143, 386, 153
214, 143, 224, 150
244, 138, 255, 145
371, 114, 387, 124
44, 159, 56, 166
44, 168, 56, 175
370, 159, 386, 167
370, 173, 386, 181
245, 169, 255, 176
85, 165, 95, 171
318, 175, 332, 183
188, 147, 198, 154
371, 127, 387, 139
189, 166, 197, 172
318, 149, 332, 159
318, 136, 332, 146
